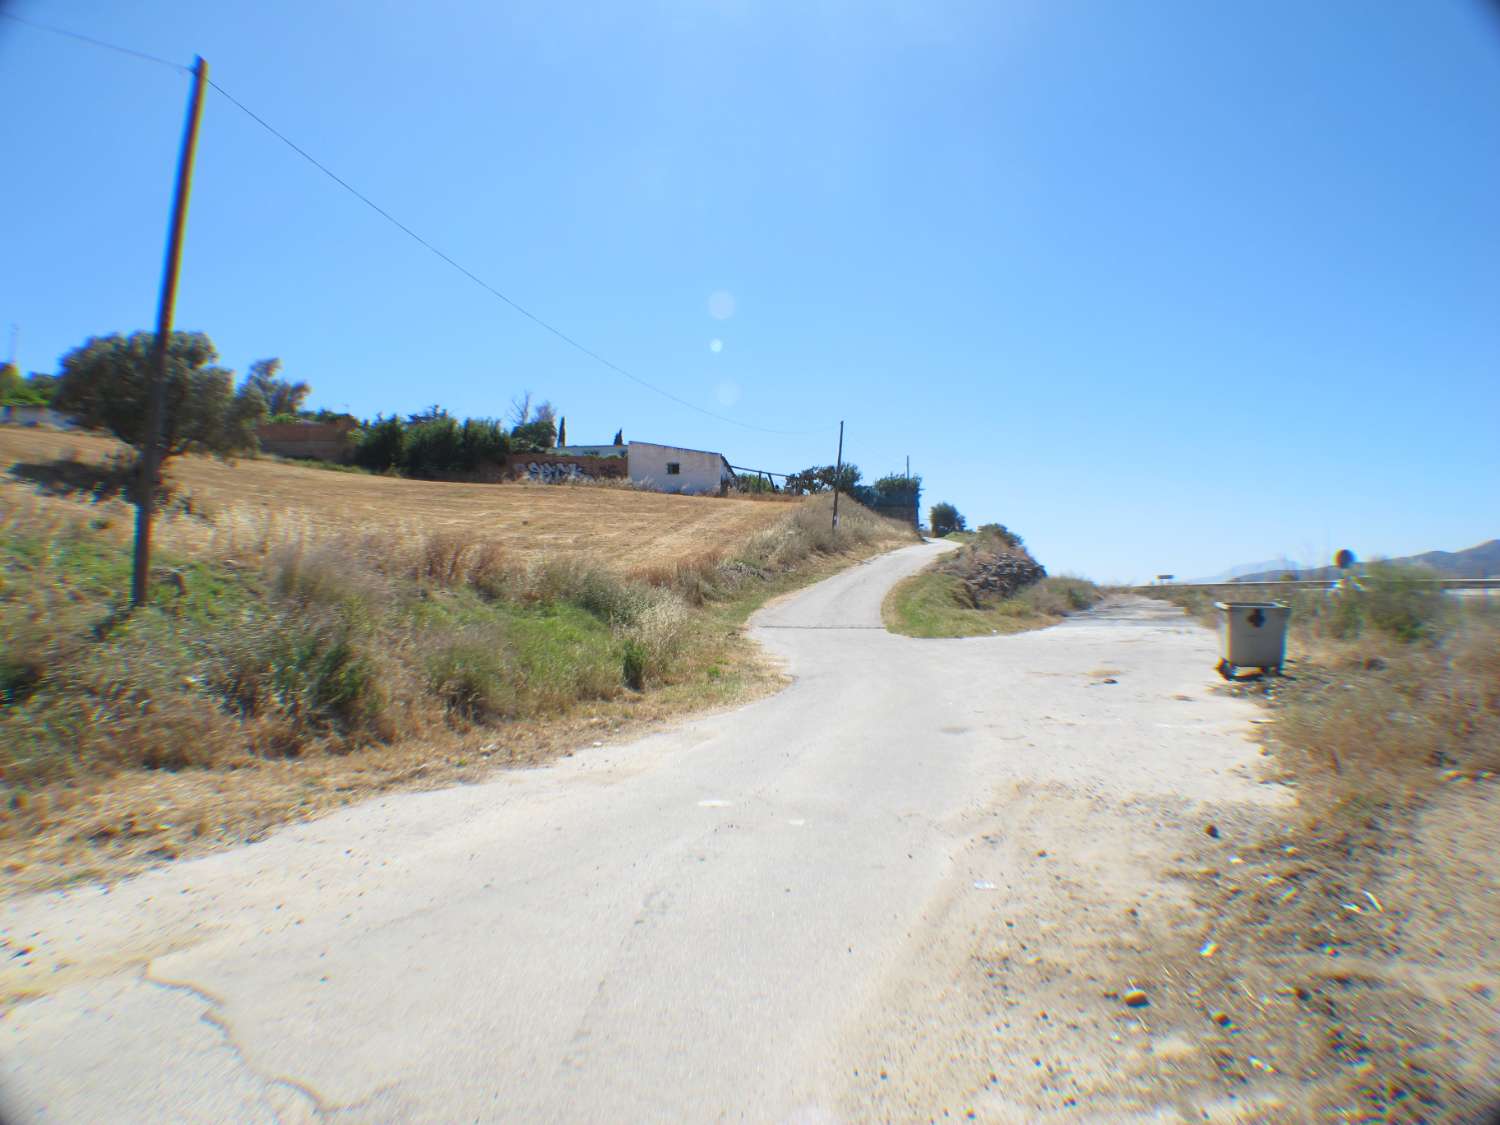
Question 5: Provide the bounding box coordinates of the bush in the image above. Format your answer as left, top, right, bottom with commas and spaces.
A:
426, 639, 516, 721
1300, 564, 1450, 644
353, 414, 406, 472
353, 414, 509, 477
404, 416, 465, 477
975, 523, 1023, 551
459, 419, 508, 467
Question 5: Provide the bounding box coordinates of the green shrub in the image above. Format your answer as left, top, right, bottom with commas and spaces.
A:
353, 414, 406, 472
426, 640, 516, 721
404, 417, 465, 477
1299, 564, 1449, 644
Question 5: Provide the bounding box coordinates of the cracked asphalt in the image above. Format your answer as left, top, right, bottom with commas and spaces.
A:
0, 539, 1279, 1122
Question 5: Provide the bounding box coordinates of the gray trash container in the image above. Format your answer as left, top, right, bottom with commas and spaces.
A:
1214, 601, 1290, 678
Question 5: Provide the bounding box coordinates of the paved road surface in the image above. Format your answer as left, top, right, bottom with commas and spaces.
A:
0, 541, 1278, 1122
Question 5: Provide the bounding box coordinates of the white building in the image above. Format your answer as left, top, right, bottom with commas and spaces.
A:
0, 405, 75, 428
626, 441, 736, 496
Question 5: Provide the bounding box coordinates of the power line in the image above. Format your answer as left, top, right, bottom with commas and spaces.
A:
0, 11, 185, 71
2, 11, 813, 437
207, 80, 809, 435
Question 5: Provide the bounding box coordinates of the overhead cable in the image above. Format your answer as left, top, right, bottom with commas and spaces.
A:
2, 11, 811, 436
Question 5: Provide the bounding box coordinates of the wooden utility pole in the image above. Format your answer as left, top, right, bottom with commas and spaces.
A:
133, 55, 208, 608
830, 420, 845, 533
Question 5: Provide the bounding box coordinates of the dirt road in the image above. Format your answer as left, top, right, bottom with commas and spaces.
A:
0, 543, 1286, 1122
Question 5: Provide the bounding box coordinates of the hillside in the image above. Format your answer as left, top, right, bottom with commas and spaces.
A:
1235, 538, 1500, 582
0, 428, 786, 573
2, 425, 920, 892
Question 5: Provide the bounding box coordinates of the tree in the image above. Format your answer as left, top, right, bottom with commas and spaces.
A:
506, 391, 557, 451
510, 417, 556, 452
613, 429, 624, 446
406, 404, 449, 425
784, 463, 861, 495
508, 391, 533, 429
354, 413, 508, 476
353, 414, 406, 472
52, 332, 265, 460
929, 502, 966, 537
458, 418, 508, 467
404, 416, 465, 477
557, 416, 567, 448
0, 365, 52, 405
244, 358, 310, 418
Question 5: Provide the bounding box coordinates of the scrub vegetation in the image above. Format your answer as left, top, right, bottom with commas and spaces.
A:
884, 523, 1100, 638
883, 572, 1100, 638
1133, 570, 1500, 1119
1143, 565, 1494, 817
0, 441, 914, 891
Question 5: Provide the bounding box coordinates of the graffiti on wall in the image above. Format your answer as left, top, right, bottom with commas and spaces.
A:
509, 454, 626, 484
525, 461, 589, 484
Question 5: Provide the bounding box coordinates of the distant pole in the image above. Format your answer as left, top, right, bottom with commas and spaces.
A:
831, 419, 845, 533
905, 454, 909, 479
6, 323, 16, 367
133, 55, 208, 608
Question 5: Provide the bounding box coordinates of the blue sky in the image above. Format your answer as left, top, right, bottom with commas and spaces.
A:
3, 0, 1497, 582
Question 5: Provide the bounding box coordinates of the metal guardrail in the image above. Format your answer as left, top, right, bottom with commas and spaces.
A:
1130, 578, 1500, 591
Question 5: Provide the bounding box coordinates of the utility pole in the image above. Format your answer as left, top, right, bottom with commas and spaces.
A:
6, 323, 16, 367
830, 419, 845, 533
133, 55, 208, 608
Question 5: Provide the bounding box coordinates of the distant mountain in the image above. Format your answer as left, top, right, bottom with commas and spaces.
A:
1188, 556, 1305, 584
1233, 539, 1500, 583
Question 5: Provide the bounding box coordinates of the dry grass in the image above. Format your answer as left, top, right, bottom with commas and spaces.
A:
0, 441, 916, 894
1140, 572, 1496, 825
883, 525, 1099, 638
1124, 579, 1500, 1119
0, 428, 787, 572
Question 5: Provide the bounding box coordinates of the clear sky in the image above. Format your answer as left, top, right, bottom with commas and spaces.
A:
3, 0, 1497, 583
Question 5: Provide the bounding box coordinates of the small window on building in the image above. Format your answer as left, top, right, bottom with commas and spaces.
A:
666, 462, 681, 475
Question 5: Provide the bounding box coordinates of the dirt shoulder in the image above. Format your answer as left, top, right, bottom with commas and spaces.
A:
834, 598, 1500, 1122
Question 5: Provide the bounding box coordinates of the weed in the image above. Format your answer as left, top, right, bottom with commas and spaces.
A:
419, 531, 471, 587
467, 540, 513, 600
884, 562, 1099, 638
426, 638, 517, 721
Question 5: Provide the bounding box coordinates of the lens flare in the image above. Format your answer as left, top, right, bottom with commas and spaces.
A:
708, 290, 735, 320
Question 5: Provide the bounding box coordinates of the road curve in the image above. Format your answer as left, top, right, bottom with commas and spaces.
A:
0, 541, 1279, 1123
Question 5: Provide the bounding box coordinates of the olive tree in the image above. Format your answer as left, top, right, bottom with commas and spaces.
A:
52, 332, 266, 461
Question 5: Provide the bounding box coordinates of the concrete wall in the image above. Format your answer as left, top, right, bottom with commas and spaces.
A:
627, 442, 732, 495
257, 421, 356, 462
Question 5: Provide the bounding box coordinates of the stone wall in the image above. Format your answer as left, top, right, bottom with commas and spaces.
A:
257, 421, 356, 462
945, 548, 1047, 606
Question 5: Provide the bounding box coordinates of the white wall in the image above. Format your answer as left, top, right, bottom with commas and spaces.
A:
0, 406, 74, 428
627, 442, 730, 495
